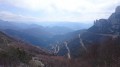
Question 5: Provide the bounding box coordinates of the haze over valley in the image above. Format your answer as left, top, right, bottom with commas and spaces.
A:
0, 0, 120, 67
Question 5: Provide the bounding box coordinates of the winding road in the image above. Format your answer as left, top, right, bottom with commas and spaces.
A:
78, 34, 87, 52
86, 31, 119, 39
64, 42, 71, 59
78, 31, 119, 52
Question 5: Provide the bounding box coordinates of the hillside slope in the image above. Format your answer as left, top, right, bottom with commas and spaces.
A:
0, 31, 85, 67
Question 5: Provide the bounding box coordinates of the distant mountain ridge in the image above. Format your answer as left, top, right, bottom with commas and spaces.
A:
0, 18, 91, 49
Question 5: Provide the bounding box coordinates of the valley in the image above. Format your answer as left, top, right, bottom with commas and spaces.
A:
0, 4, 120, 67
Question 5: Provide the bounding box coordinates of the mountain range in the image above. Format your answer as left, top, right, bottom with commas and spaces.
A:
0, 6, 120, 67
0, 20, 91, 49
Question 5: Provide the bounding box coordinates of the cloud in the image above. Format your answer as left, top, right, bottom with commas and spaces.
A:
0, 11, 42, 22
1, 0, 119, 12
0, 0, 120, 23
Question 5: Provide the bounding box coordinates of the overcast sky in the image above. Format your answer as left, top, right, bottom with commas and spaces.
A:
0, 0, 120, 23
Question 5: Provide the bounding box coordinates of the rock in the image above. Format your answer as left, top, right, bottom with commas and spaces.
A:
29, 57, 45, 67
115, 6, 120, 13
94, 19, 108, 27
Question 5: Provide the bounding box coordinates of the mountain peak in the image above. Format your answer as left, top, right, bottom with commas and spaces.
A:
90, 6, 120, 34
115, 6, 120, 13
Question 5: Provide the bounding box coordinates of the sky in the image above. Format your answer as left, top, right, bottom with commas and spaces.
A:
0, 0, 120, 23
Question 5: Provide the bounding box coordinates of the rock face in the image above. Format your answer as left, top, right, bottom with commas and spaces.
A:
115, 6, 120, 13
90, 6, 120, 35
108, 6, 120, 32
94, 19, 110, 33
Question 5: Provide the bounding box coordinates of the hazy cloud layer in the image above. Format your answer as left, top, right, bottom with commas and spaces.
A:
0, 0, 120, 23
